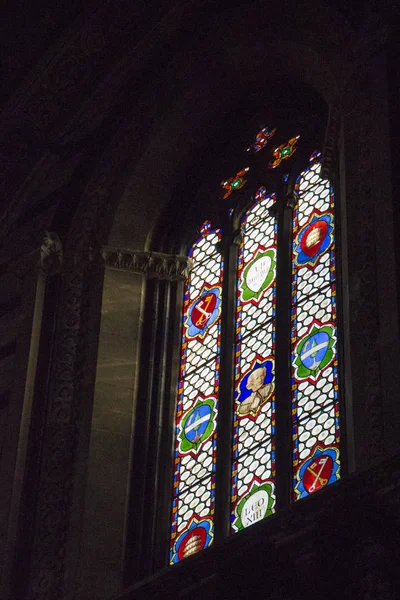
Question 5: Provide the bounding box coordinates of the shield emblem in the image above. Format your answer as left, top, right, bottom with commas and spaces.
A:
177, 526, 207, 560
300, 219, 328, 257
303, 454, 333, 494
184, 404, 212, 445
178, 397, 216, 455
191, 292, 217, 330
299, 331, 330, 372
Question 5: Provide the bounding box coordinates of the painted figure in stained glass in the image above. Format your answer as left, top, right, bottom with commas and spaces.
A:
178, 397, 217, 454
171, 515, 213, 563
233, 479, 275, 531
239, 246, 276, 303
236, 358, 274, 418
246, 126, 276, 153
294, 321, 335, 382
269, 135, 299, 168
185, 284, 222, 340
293, 210, 334, 268
295, 445, 339, 499
221, 167, 249, 199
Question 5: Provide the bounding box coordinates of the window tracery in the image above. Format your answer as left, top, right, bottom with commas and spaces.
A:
170, 128, 341, 563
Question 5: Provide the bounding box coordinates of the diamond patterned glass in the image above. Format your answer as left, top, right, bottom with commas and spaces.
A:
291, 156, 340, 500
231, 188, 277, 532
170, 225, 223, 563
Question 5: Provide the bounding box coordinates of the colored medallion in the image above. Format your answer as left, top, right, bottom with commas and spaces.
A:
295, 445, 339, 499
294, 211, 334, 267
171, 516, 213, 563
178, 397, 217, 454
293, 322, 335, 381
233, 479, 275, 531
303, 455, 333, 493
221, 167, 249, 199
269, 135, 299, 168
246, 126, 276, 153
240, 247, 276, 303
236, 357, 274, 419
185, 285, 222, 340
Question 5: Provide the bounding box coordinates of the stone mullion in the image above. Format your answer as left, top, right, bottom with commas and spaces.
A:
327, 110, 353, 478
126, 275, 163, 582
214, 226, 239, 543
152, 277, 186, 572
143, 278, 174, 575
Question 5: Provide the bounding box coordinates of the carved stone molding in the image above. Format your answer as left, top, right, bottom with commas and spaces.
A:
101, 248, 192, 281
321, 105, 340, 181
28, 263, 85, 600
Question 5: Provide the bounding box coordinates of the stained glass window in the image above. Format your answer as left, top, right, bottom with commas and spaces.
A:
291, 153, 340, 498
231, 188, 277, 532
170, 221, 223, 564
169, 133, 341, 564
221, 168, 250, 199
246, 127, 276, 153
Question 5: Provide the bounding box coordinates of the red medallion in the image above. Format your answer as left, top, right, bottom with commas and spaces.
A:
300, 220, 328, 257
177, 526, 207, 560
191, 293, 217, 330
303, 454, 333, 494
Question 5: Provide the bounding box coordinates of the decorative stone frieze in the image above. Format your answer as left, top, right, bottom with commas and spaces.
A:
101, 247, 192, 281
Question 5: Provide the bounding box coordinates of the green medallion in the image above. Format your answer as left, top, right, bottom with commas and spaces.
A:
178, 397, 217, 454
294, 322, 335, 381
240, 247, 276, 302
233, 480, 275, 531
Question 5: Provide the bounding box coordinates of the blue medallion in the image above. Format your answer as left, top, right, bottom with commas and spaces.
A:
299, 331, 330, 371
178, 397, 217, 454
184, 405, 211, 443
293, 322, 335, 382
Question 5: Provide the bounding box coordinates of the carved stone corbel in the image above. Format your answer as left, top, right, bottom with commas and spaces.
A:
40, 231, 63, 275
3, 231, 63, 280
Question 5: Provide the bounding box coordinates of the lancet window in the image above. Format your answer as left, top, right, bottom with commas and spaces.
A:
170, 128, 341, 564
